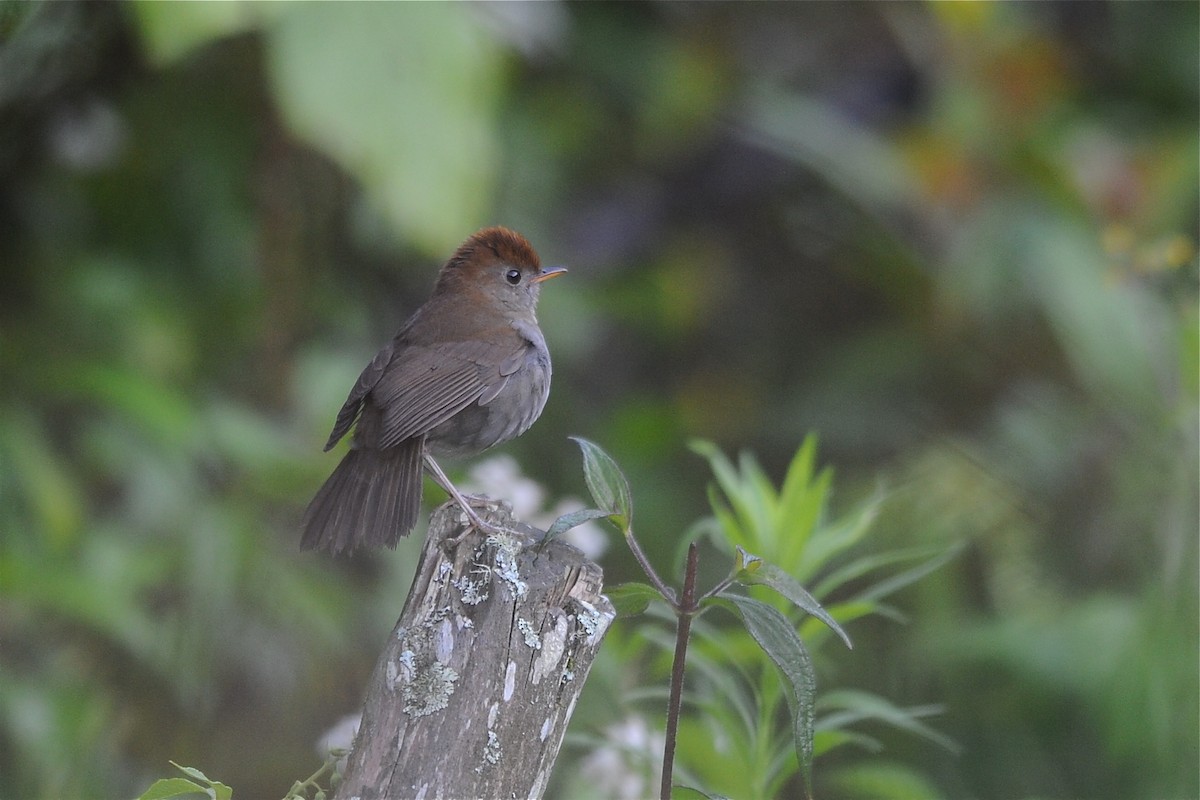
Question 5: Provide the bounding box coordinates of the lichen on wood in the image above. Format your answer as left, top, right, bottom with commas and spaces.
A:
334, 499, 614, 800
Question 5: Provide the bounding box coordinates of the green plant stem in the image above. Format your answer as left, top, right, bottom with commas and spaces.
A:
699, 572, 735, 602
660, 541, 700, 800
283, 749, 344, 800
625, 528, 678, 606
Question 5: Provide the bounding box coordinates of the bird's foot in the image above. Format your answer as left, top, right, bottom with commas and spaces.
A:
458, 492, 501, 510
443, 502, 503, 548
425, 454, 517, 549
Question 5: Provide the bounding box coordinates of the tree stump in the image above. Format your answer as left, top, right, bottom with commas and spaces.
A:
334, 499, 614, 800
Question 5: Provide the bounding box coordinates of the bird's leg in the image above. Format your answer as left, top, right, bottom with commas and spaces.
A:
423, 454, 506, 546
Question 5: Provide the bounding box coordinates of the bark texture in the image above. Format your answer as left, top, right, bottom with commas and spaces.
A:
334, 500, 614, 800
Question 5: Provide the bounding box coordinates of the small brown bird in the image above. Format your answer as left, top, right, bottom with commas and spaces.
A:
301, 227, 565, 554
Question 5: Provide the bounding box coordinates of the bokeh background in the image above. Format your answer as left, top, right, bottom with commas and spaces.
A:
1, 2, 1196, 798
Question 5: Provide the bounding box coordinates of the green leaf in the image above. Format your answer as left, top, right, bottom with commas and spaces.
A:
674, 786, 732, 800
737, 450, 778, 540
813, 544, 955, 600
51, 361, 196, 448
796, 487, 882, 581
543, 507, 611, 543
692, 440, 775, 550
131, 1, 267, 65
0, 411, 85, 547
776, 436, 831, 571
134, 777, 211, 800
705, 483, 747, 548
265, 3, 503, 255
168, 763, 209, 783
606, 582, 662, 617
733, 548, 852, 650
817, 689, 960, 753
799, 600, 875, 645
570, 437, 633, 529
678, 627, 760, 739
813, 728, 884, 758
823, 760, 949, 800
167, 763, 232, 800
672, 517, 722, 576
744, 86, 922, 210
777, 434, 819, 511
855, 543, 963, 604
708, 594, 817, 800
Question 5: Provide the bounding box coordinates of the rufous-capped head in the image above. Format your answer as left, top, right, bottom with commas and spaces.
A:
447, 227, 540, 272
435, 227, 566, 314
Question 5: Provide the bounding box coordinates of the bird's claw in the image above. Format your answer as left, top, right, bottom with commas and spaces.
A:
441, 501, 512, 551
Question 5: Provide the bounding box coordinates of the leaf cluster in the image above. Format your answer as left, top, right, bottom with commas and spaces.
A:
557, 436, 956, 798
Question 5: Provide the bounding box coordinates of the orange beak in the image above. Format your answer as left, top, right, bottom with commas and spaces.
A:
532, 266, 568, 283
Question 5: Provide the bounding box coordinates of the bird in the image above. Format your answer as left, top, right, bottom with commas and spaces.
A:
300, 227, 566, 555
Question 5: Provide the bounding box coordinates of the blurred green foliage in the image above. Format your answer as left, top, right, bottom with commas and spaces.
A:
568, 436, 932, 798
0, 2, 1196, 799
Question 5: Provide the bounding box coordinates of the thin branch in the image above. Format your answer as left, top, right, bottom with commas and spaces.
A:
625, 527, 678, 607
698, 571, 736, 603
660, 542, 700, 800
284, 748, 345, 799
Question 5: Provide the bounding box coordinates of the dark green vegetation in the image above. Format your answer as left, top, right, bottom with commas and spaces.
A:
1, 3, 1195, 798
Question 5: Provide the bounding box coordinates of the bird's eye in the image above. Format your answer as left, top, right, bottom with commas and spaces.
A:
505, 268, 522, 285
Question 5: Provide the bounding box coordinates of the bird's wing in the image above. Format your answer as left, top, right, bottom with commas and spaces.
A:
323, 342, 395, 451
370, 336, 528, 450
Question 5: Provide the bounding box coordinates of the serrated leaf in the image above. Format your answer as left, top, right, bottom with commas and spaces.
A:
606, 582, 661, 617
708, 594, 817, 800
733, 549, 852, 650
543, 507, 611, 542
134, 777, 211, 800
570, 437, 633, 529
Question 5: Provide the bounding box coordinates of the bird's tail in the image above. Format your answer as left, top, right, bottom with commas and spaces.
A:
300, 438, 424, 554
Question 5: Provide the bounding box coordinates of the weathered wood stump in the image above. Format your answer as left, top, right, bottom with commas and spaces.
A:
334, 499, 614, 800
